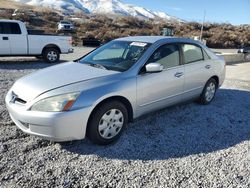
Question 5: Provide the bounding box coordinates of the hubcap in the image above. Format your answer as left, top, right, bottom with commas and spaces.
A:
205, 82, 216, 102
98, 109, 124, 139
47, 51, 58, 62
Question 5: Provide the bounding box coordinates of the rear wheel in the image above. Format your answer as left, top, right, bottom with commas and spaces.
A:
43, 48, 60, 63
87, 101, 128, 145
198, 78, 217, 105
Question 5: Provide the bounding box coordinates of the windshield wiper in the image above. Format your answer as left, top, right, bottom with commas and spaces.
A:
78, 61, 108, 70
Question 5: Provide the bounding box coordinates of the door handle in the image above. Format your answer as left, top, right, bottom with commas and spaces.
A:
2, 36, 8, 40
175, 72, 184, 78
205, 65, 211, 69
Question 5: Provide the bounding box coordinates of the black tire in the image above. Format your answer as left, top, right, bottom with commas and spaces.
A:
198, 78, 217, 105
87, 101, 128, 145
42, 48, 60, 63
244, 53, 250, 62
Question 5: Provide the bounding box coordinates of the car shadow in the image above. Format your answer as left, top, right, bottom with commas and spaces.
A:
0, 59, 68, 70
61, 88, 250, 160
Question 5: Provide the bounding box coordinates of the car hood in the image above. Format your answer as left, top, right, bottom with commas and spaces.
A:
11, 62, 119, 102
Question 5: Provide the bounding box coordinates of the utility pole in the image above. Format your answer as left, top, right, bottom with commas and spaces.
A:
200, 10, 206, 41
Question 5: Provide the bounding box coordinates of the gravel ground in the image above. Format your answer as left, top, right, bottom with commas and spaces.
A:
0, 56, 250, 187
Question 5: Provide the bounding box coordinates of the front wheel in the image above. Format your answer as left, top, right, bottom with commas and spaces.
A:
198, 78, 217, 105
43, 48, 60, 63
87, 101, 128, 145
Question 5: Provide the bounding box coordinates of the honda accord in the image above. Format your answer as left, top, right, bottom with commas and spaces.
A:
5, 36, 226, 145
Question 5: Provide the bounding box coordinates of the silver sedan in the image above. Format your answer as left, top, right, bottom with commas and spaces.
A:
5, 36, 226, 145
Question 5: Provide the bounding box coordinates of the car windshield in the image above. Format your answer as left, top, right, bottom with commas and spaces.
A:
78, 40, 151, 72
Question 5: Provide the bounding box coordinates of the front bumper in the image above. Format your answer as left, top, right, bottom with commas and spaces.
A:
5, 97, 92, 142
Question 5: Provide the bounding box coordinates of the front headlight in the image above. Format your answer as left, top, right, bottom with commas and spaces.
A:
30, 92, 80, 112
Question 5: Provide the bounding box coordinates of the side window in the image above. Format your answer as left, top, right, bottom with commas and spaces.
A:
203, 49, 211, 60
148, 44, 180, 69
0, 22, 7, 34
183, 44, 204, 64
9, 23, 22, 34
0, 23, 21, 34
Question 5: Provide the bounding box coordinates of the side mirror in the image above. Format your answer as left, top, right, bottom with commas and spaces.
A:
145, 63, 164, 73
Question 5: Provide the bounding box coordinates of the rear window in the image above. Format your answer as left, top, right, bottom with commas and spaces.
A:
0, 22, 21, 34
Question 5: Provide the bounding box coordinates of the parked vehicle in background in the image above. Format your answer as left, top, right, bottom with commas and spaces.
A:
57, 21, 75, 32
82, 36, 101, 46
5, 36, 226, 145
0, 20, 73, 63
238, 46, 250, 61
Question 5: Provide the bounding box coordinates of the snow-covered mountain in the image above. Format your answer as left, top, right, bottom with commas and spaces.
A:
13, 0, 184, 22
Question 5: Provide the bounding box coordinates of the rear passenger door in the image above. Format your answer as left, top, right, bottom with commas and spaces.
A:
0, 22, 11, 55
182, 43, 212, 99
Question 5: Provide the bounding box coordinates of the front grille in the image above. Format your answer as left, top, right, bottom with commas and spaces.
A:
11, 91, 27, 104
15, 98, 26, 104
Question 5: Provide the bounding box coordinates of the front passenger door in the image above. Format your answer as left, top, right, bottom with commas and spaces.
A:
136, 44, 184, 116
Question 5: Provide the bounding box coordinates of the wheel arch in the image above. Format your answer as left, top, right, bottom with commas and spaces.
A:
210, 75, 219, 88
86, 95, 134, 133
42, 44, 61, 54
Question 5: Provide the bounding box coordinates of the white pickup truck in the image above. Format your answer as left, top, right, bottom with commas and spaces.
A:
0, 20, 73, 63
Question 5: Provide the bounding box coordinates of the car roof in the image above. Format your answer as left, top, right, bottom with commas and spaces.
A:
115, 36, 201, 45
115, 36, 171, 43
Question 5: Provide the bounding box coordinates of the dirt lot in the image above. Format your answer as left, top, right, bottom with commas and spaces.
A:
0, 49, 250, 187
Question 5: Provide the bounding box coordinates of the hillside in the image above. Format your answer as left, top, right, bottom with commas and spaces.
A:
12, 0, 183, 22
0, 1, 249, 48
0, 0, 56, 13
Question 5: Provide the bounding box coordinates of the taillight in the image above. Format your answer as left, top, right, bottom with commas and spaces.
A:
68, 37, 73, 45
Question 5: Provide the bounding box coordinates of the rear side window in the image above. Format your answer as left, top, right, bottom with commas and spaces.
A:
9, 23, 21, 34
203, 49, 211, 60
182, 44, 204, 64
0, 22, 21, 34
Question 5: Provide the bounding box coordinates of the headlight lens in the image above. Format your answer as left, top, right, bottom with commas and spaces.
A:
31, 92, 80, 112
